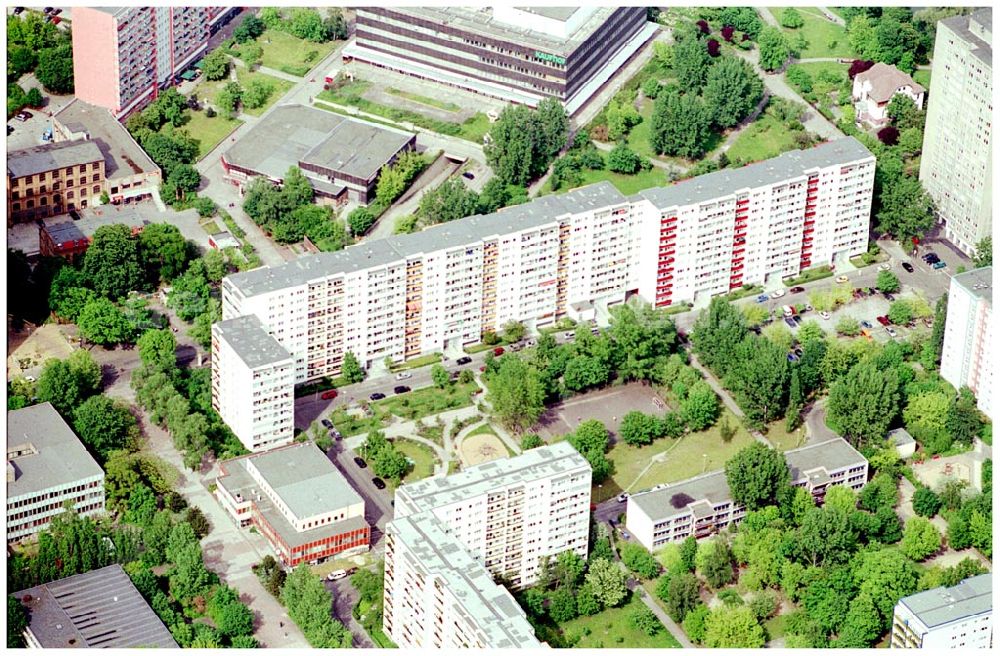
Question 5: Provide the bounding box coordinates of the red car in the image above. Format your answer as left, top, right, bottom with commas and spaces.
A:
321, 389, 338, 400
876, 316, 891, 327
493, 346, 505, 356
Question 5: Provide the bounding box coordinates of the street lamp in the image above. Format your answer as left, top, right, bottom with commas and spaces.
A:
702, 453, 708, 473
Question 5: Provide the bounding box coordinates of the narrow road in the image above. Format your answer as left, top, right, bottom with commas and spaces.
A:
818, 7, 846, 27
758, 7, 779, 27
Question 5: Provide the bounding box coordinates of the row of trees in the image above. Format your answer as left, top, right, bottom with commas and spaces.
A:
258, 7, 348, 43
125, 89, 203, 202
361, 431, 410, 482
484, 98, 569, 187
394, 176, 529, 235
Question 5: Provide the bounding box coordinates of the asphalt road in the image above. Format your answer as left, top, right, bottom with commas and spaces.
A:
324, 439, 393, 556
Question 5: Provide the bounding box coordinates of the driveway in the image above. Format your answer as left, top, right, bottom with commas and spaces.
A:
324, 576, 374, 648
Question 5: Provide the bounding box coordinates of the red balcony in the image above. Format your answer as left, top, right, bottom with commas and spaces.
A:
661, 215, 678, 225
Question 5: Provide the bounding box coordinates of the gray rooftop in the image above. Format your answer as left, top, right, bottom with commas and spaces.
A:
389, 512, 540, 648
630, 438, 868, 523
899, 574, 992, 629
13, 564, 178, 648
941, 8, 992, 67
52, 99, 159, 180
952, 266, 993, 304
888, 427, 917, 447
515, 6, 581, 21
396, 441, 590, 511
633, 137, 874, 210
219, 443, 367, 549
226, 182, 626, 298
43, 212, 151, 247
7, 403, 104, 500
7, 140, 104, 179
213, 315, 292, 369
223, 104, 414, 182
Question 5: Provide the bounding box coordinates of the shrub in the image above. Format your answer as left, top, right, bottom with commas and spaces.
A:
848, 59, 876, 79
878, 126, 900, 146
707, 39, 721, 57
912, 486, 942, 518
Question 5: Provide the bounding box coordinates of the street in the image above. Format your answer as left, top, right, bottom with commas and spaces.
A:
324, 439, 393, 558
324, 575, 374, 648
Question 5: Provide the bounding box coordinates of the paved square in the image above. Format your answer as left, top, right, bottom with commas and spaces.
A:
533, 383, 668, 441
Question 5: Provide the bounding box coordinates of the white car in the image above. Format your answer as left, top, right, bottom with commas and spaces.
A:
878, 263, 891, 271
326, 569, 348, 581
820, 311, 831, 320
394, 371, 412, 380
835, 275, 850, 283
886, 326, 898, 338
770, 289, 786, 299
617, 493, 628, 503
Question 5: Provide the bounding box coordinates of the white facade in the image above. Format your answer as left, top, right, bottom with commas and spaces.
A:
211, 316, 295, 452
891, 574, 992, 649
919, 9, 992, 256
851, 63, 925, 126
941, 267, 993, 419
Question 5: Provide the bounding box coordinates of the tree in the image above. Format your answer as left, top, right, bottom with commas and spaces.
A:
876, 175, 936, 244
341, 351, 365, 383
73, 395, 138, 461
725, 443, 791, 511
485, 101, 566, 186
563, 355, 610, 391
900, 517, 942, 561
25, 86, 44, 108
242, 78, 275, 109
606, 142, 645, 174
758, 27, 790, 72
416, 177, 480, 225
703, 605, 766, 648
887, 299, 915, 326
946, 387, 985, 447
77, 298, 133, 346
903, 390, 951, 450
827, 361, 900, 448
201, 48, 230, 81
36, 353, 101, 416
214, 82, 242, 118
8, 595, 28, 648
679, 535, 698, 572
619, 411, 660, 446
972, 236, 992, 267
138, 224, 190, 283
34, 43, 74, 93
502, 320, 526, 343
696, 538, 735, 588
649, 89, 712, 158
485, 357, 546, 432
780, 8, 805, 28
83, 224, 143, 299
719, 7, 764, 38
723, 337, 790, 424
282, 564, 352, 647
683, 604, 711, 644
431, 363, 449, 389
875, 269, 901, 293
584, 558, 628, 608
520, 434, 544, 450
233, 14, 265, 42
548, 587, 578, 622
630, 606, 663, 636
853, 547, 918, 628
834, 592, 881, 648
208, 587, 254, 638
680, 381, 720, 431
621, 543, 660, 579
673, 34, 712, 93
703, 56, 764, 128
665, 572, 700, 622
797, 506, 857, 566
346, 207, 376, 236
185, 507, 211, 539
575, 583, 601, 616
567, 420, 613, 482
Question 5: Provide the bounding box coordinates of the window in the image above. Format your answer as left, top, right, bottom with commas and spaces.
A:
78, 165, 86, 173
67, 190, 74, 199
91, 174, 100, 182
93, 185, 100, 194
91, 162, 100, 171
24, 175, 33, 184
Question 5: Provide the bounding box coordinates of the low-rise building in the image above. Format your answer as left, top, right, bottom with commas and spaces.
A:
7, 403, 106, 543
39, 212, 150, 260
209, 231, 241, 250
211, 315, 295, 452
221, 104, 416, 205
7, 140, 106, 226
625, 438, 868, 551
51, 99, 162, 205
888, 428, 918, 458
12, 564, 178, 648
852, 62, 925, 127
215, 443, 369, 568
891, 573, 992, 649
941, 267, 993, 419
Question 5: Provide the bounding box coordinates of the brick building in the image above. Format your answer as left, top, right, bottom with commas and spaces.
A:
6, 141, 106, 226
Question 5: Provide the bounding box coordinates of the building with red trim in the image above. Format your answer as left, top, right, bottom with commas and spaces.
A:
215, 443, 369, 568
39, 211, 149, 260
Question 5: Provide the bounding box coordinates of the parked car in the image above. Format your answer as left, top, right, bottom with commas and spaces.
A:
14, 112, 29, 122
321, 419, 334, 430
326, 570, 348, 581
882, 292, 895, 302
371, 477, 387, 490
933, 261, 947, 269
836, 275, 850, 283
526, 338, 537, 347
393, 385, 411, 394
394, 371, 412, 380
820, 311, 831, 320
922, 252, 939, 263
902, 262, 915, 273
784, 317, 797, 328
321, 389, 338, 400
462, 171, 475, 180
6, 125, 13, 135
876, 315, 891, 326
69, 209, 81, 220
13, 7, 24, 15
617, 493, 628, 503
770, 289, 786, 299
493, 346, 505, 356
792, 315, 802, 325
43, 7, 54, 14
789, 286, 806, 294
793, 348, 803, 357
353, 456, 367, 468
860, 320, 873, 329
787, 353, 799, 362
456, 356, 472, 365
331, 428, 342, 441
878, 263, 891, 271
51, 8, 62, 15
369, 392, 385, 401
619, 529, 631, 540
867, 287, 877, 295
756, 294, 770, 303
885, 326, 898, 338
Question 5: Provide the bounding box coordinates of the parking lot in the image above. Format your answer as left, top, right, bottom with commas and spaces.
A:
533, 383, 669, 442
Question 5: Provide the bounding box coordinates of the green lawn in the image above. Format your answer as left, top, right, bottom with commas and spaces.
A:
374, 382, 478, 420
558, 594, 682, 648
329, 407, 384, 437
257, 29, 338, 77
467, 423, 497, 437
392, 353, 442, 372
386, 88, 461, 112
764, 612, 789, 640
769, 7, 852, 58
396, 439, 437, 484
574, 165, 669, 196
726, 115, 800, 164
199, 220, 222, 234
175, 110, 243, 160
195, 67, 295, 117
627, 98, 702, 167
913, 69, 931, 89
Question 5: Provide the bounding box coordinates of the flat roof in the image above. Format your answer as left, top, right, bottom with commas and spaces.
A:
213, 315, 292, 369
396, 441, 590, 511
43, 212, 150, 246
630, 438, 868, 523
13, 564, 178, 648
7, 140, 104, 179
226, 181, 626, 298
888, 427, 916, 447
390, 512, 540, 648
632, 137, 875, 210
899, 574, 992, 628
7, 403, 104, 500
219, 444, 367, 549
223, 104, 414, 182
941, 8, 992, 67
52, 99, 159, 180
377, 6, 618, 57
952, 266, 992, 304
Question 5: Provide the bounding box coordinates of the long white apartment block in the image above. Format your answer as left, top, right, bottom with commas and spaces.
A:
211, 315, 295, 452
384, 442, 591, 647
919, 8, 992, 257
891, 574, 992, 649
217, 139, 874, 403
941, 267, 993, 419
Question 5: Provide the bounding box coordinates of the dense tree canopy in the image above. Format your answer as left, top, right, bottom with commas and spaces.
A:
725, 443, 791, 511
703, 56, 764, 128
649, 89, 713, 159
827, 360, 900, 448
83, 225, 144, 299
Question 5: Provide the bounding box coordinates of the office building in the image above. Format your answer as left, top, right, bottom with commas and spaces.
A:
394, 440, 592, 588
213, 138, 874, 428
221, 104, 416, 205
625, 438, 868, 551
383, 443, 589, 647
72, 7, 239, 118
6, 141, 105, 226
211, 315, 295, 452
7, 403, 106, 543
347, 6, 656, 114
891, 574, 992, 649
919, 8, 992, 256
12, 564, 178, 648
941, 267, 993, 419
215, 443, 370, 568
